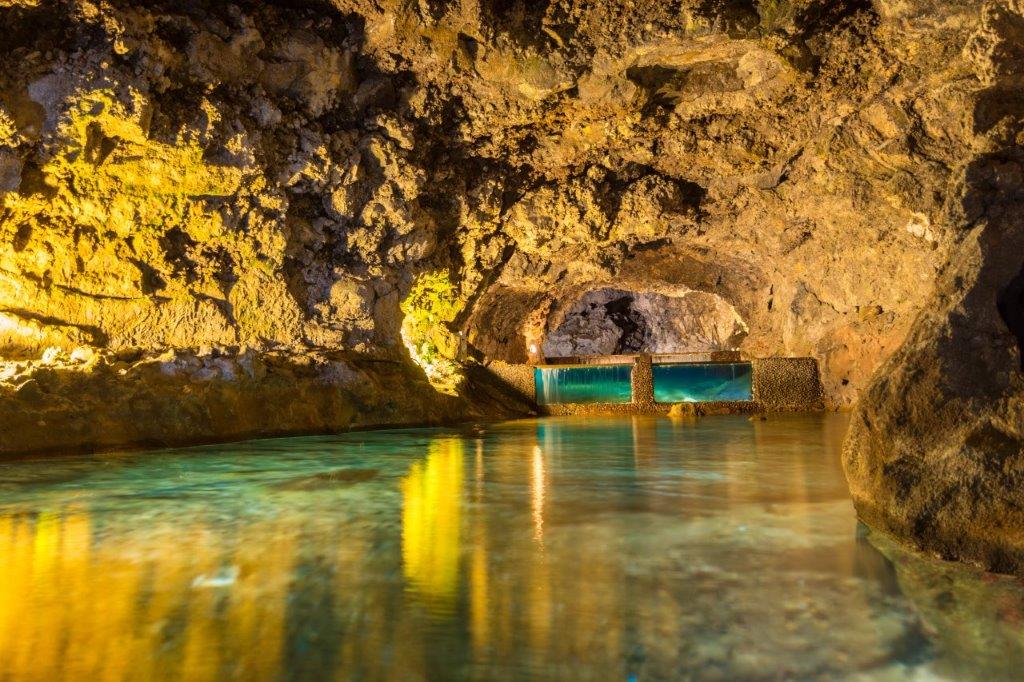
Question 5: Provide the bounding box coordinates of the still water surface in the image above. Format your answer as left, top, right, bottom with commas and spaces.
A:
1, 415, 1023, 680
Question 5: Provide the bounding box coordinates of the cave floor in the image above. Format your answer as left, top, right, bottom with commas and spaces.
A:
0, 414, 1017, 679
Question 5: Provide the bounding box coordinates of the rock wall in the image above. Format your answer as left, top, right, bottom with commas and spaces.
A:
0, 348, 535, 454
844, 0, 1024, 574
542, 287, 747, 357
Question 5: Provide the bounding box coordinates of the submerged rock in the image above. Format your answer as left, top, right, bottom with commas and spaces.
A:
868, 529, 1024, 679
272, 468, 380, 491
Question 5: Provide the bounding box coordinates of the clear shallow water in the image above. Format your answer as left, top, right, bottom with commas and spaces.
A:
1, 415, 1023, 680
534, 365, 633, 404
652, 362, 753, 403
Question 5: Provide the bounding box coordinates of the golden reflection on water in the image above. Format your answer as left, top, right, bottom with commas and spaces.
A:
530, 445, 546, 546
401, 436, 464, 611
0, 415, 1016, 679
0, 509, 294, 680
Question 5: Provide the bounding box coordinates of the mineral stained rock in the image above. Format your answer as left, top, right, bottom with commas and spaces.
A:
843, 0, 1024, 575
1, 0, 1023, 570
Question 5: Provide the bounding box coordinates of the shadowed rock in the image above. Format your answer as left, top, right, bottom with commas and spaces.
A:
843, 0, 1024, 575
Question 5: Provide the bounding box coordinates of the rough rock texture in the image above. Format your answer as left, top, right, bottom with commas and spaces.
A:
0, 0, 970, 413
0, 0, 1020, 562
751, 356, 824, 412
542, 287, 746, 357
0, 347, 536, 453
843, 1, 1024, 575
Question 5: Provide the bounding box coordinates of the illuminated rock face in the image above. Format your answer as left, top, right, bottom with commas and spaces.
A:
1, 0, 1023, 570
542, 288, 747, 357
1, 0, 947, 409
841, 3, 1024, 574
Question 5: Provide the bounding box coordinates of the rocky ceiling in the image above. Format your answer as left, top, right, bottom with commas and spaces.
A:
1, 0, 1024, 572
0, 0, 971, 403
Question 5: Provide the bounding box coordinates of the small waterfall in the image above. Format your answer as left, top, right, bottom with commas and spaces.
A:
534, 365, 633, 405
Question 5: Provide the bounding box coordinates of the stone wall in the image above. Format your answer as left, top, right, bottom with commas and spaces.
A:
752, 357, 825, 412
480, 361, 538, 406
531, 355, 824, 415
543, 401, 761, 417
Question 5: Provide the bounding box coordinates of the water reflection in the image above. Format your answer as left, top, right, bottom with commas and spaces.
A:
0, 416, 1020, 679
530, 445, 546, 546
869, 530, 1024, 680
402, 437, 464, 613
0, 509, 294, 680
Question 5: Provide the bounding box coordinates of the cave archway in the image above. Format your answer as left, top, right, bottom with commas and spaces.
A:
542, 287, 748, 359
461, 246, 765, 365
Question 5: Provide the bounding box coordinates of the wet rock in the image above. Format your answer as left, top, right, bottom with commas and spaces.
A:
843, 1, 1024, 575
668, 403, 699, 419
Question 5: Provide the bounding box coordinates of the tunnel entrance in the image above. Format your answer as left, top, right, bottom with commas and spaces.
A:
542, 288, 747, 359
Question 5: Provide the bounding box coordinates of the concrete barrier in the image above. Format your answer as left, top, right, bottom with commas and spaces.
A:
482, 356, 825, 415
631, 354, 655, 406
751, 357, 825, 412
482, 361, 537, 405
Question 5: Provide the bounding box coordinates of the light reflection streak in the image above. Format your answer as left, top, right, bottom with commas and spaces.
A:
476, 438, 485, 495
401, 437, 465, 614
531, 445, 546, 547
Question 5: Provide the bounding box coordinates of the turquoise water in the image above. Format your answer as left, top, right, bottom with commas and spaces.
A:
0, 414, 1022, 680
535, 364, 632, 404
653, 362, 753, 402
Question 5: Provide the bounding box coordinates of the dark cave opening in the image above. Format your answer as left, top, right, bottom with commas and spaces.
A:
603, 295, 651, 354
998, 264, 1024, 371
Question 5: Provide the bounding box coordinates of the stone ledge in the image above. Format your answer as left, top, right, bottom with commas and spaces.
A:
0, 351, 536, 456
497, 356, 826, 414
542, 401, 761, 417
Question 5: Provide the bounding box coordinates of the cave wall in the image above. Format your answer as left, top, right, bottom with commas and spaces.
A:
843, 1, 1024, 575
541, 287, 747, 357
0, 0, 1006, 453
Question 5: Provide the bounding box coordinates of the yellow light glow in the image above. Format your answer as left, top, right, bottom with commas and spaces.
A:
399, 270, 466, 395
0, 312, 41, 339
401, 437, 465, 613
0, 508, 294, 679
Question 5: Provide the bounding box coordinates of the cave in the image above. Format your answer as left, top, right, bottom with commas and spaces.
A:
541, 287, 747, 358
1, 0, 1023, 677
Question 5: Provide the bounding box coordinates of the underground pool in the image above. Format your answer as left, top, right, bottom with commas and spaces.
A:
0, 414, 1020, 679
